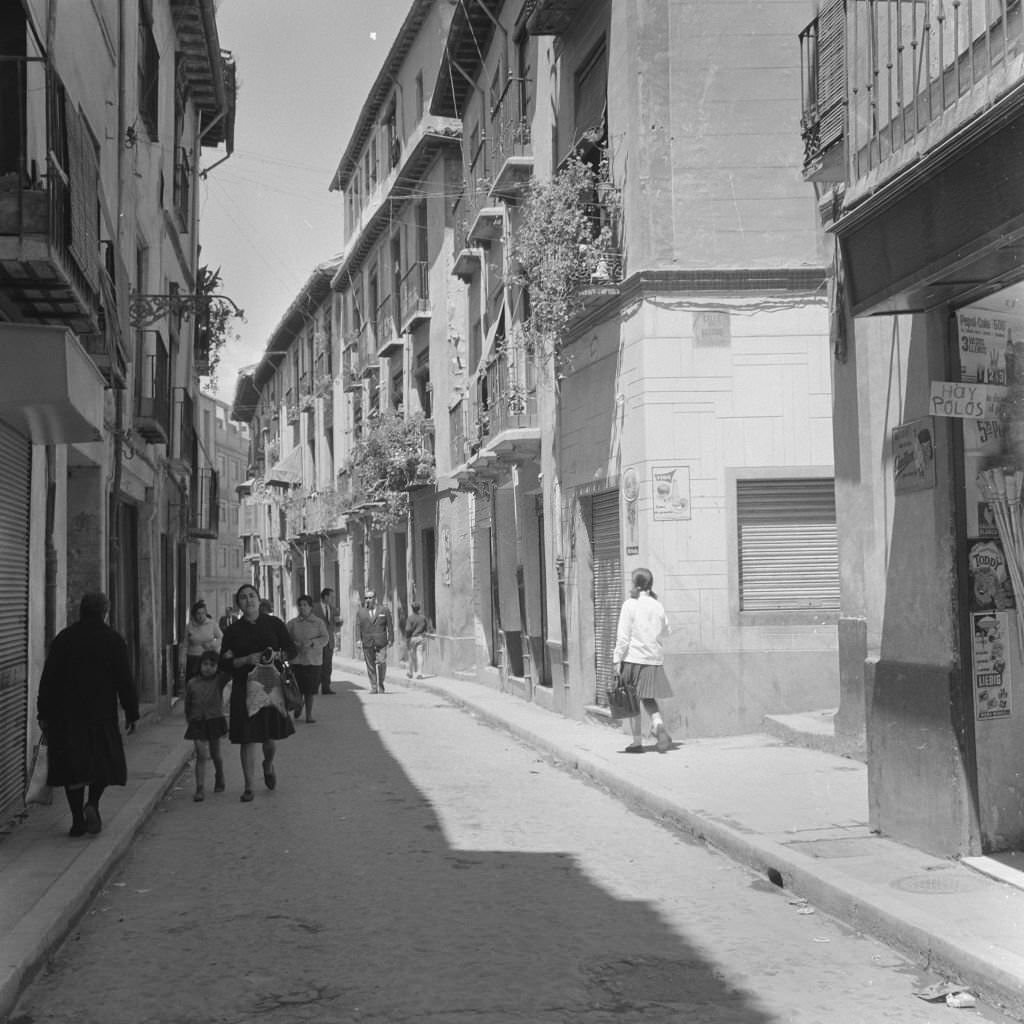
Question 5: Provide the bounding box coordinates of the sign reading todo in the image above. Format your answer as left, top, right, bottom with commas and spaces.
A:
929, 381, 1006, 420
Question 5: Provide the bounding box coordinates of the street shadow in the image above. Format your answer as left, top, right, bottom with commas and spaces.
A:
13, 677, 778, 1024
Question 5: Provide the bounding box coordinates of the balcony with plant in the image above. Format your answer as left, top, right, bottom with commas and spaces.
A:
511, 153, 622, 365
346, 412, 436, 531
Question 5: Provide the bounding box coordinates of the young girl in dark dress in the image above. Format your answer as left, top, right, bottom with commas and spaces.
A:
184, 650, 227, 801
220, 584, 297, 802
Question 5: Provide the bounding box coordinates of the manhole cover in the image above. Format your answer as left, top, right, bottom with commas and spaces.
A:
786, 837, 880, 859
891, 873, 985, 894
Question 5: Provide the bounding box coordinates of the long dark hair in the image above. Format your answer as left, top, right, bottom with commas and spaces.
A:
630, 567, 657, 600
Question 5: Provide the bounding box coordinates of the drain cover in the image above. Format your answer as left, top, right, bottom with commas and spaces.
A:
890, 873, 985, 894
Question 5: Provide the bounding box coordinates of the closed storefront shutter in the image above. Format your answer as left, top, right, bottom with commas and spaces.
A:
0, 422, 31, 821
737, 477, 840, 611
588, 489, 621, 706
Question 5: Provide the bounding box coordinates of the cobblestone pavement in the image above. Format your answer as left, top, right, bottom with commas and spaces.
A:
8, 681, 1013, 1023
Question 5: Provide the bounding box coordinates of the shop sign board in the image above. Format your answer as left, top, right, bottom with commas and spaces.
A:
652, 465, 691, 521
929, 381, 1006, 420
971, 611, 1012, 720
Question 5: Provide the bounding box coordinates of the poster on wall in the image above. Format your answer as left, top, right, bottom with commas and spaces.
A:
967, 538, 1016, 612
892, 418, 936, 493
622, 467, 639, 555
652, 465, 691, 521
957, 308, 1024, 453
971, 611, 1013, 720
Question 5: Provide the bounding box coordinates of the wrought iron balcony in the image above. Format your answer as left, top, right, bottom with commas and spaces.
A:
800, 0, 1024, 183
489, 77, 534, 198
375, 293, 402, 357
134, 332, 171, 443
448, 397, 468, 473
399, 260, 431, 332
0, 57, 102, 334
475, 343, 540, 463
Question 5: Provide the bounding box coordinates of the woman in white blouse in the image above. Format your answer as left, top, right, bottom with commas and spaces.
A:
612, 567, 673, 753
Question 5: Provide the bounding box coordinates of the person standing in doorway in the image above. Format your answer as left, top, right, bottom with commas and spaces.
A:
612, 567, 674, 754
312, 587, 341, 694
356, 589, 393, 693
37, 592, 139, 836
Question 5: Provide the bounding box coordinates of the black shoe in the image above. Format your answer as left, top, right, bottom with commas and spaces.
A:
624, 744, 645, 754
321, 688, 336, 695
83, 803, 102, 834
262, 760, 276, 790
69, 820, 87, 837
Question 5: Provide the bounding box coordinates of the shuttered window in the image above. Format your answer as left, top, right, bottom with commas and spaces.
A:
737, 477, 839, 612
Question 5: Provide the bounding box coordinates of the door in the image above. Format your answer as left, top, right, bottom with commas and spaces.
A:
588, 489, 621, 707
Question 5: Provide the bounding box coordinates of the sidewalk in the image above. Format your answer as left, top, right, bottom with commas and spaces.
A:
3, 662, 1024, 1022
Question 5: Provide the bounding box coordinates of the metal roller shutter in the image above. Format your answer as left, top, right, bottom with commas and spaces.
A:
0, 422, 31, 821
737, 477, 840, 611
589, 490, 621, 706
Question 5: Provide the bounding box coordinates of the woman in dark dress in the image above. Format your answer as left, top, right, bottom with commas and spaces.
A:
220, 584, 297, 802
37, 592, 140, 836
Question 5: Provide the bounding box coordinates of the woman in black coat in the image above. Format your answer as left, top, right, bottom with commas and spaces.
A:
37, 592, 140, 837
220, 583, 297, 802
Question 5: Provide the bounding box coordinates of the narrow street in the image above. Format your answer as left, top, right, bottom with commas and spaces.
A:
9, 681, 1011, 1024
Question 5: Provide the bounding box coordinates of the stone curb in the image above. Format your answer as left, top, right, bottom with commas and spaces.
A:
0, 728, 191, 1021
397, 673, 1024, 1020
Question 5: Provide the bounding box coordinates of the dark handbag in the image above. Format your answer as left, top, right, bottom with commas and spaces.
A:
608, 674, 641, 719
279, 661, 303, 714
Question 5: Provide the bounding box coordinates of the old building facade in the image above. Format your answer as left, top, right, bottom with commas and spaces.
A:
800, 0, 1024, 856
0, 0, 234, 820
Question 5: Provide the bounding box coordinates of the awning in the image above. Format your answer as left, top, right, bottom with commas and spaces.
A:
266, 445, 302, 486
0, 324, 105, 443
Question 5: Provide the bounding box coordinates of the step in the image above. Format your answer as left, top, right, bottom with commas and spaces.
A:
763, 708, 839, 754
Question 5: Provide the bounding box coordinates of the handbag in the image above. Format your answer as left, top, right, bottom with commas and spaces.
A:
25, 736, 53, 806
608, 674, 641, 720
279, 661, 303, 714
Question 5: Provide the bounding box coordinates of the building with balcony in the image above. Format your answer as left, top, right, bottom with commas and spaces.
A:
0, 1, 234, 821
231, 260, 341, 622
799, 0, 1024, 857
425, 0, 837, 733
327, 0, 461, 658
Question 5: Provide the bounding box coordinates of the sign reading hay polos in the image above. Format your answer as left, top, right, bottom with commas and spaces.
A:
929, 381, 1006, 420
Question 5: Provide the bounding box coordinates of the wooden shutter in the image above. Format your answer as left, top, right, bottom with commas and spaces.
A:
816, 0, 846, 153
65, 97, 99, 290
0, 422, 31, 820
737, 478, 840, 612
588, 490, 621, 706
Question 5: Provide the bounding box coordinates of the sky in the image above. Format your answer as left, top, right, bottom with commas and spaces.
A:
198, 0, 412, 401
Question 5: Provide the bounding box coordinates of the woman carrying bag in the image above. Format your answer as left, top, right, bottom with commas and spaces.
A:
612, 567, 674, 754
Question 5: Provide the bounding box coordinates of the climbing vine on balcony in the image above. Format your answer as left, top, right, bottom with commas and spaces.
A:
348, 412, 435, 531
511, 154, 621, 369
196, 265, 244, 392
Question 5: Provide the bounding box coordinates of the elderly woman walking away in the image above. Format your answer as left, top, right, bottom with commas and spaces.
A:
220, 584, 297, 802
612, 567, 674, 754
37, 592, 140, 836
287, 594, 329, 723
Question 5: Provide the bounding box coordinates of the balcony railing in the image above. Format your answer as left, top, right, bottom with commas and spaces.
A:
171, 388, 196, 467
476, 344, 539, 452
399, 260, 430, 331
190, 467, 219, 539
0, 56, 101, 333
134, 332, 170, 443
375, 293, 402, 356
801, 0, 1024, 181
455, 132, 495, 254
489, 76, 533, 196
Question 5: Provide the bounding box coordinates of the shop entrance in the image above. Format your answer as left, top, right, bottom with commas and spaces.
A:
955, 282, 1024, 858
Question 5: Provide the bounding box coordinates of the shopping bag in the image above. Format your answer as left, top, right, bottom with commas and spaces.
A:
279, 662, 303, 713
608, 677, 641, 720
25, 737, 53, 806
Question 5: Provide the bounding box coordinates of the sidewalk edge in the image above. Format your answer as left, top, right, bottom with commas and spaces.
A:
404, 675, 1024, 1019
0, 741, 191, 1020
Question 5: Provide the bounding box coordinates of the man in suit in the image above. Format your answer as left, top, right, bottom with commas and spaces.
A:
312, 587, 341, 694
355, 589, 394, 693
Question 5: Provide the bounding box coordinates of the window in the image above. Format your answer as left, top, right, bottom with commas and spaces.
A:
414, 71, 424, 119
138, 1, 159, 139
736, 477, 839, 612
